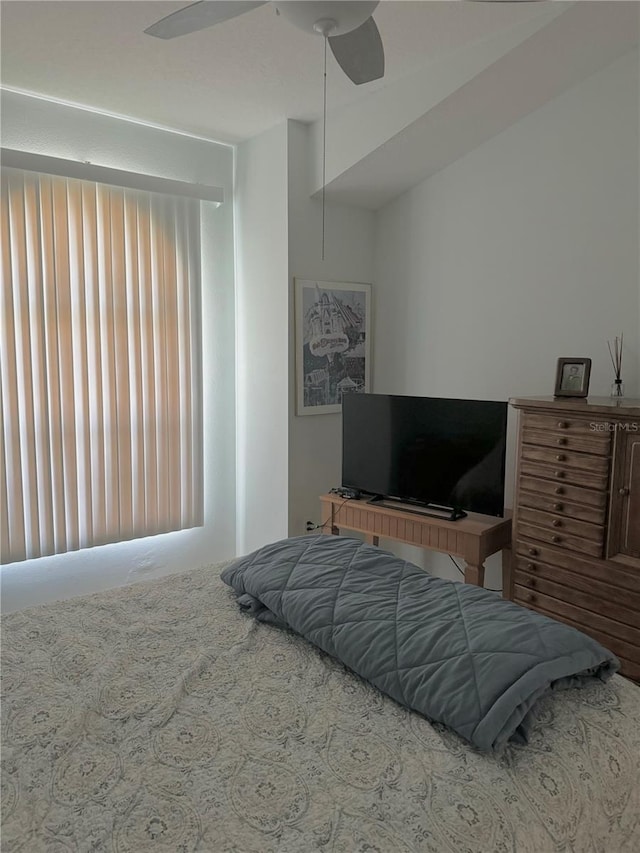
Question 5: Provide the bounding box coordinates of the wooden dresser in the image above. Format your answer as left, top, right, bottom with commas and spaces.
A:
509, 397, 640, 681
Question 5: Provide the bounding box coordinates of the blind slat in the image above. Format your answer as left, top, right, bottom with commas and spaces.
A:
138, 196, 158, 533
2, 176, 29, 554
124, 193, 145, 536
39, 175, 68, 555
67, 178, 92, 549
189, 203, 204, 526
82, 181, 107, 544
1, 171, 27, 561
176, 202, 192, 524
25, 176, 54, 555
151, 201, 169, 533
110, 190, 133, 540
53, 175, 80, 552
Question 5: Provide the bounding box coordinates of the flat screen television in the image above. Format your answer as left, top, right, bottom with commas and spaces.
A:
341, 394, 507, 518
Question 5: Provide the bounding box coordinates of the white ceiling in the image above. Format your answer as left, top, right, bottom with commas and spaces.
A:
0, 1, 558, 143
320, 1, 639, 208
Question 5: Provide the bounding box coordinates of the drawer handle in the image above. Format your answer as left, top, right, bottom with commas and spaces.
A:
552, 519, 562, 528
555, 470, 565, 479
527, 562, 537, 571
528, 547, 538, 556
556, 454, 566, 462
528, 578, 537, 588
619, 487, 630, 497
555, 487, 565, 495
527, 593, 537, 603
557, 421, 569, 429
554, 503, 564, 512
556, 437, 567, 446
551, 535, 562, 543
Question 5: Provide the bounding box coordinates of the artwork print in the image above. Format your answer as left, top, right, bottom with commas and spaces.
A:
295, 279, 371, 415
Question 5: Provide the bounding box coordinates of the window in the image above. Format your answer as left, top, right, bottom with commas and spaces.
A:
1, 167, 203, 564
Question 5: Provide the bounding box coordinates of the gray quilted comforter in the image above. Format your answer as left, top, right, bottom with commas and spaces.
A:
222, 535, 619, 752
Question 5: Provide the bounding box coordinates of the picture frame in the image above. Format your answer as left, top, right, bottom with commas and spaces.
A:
554, 357, 592, 398
295, 278, 372, 415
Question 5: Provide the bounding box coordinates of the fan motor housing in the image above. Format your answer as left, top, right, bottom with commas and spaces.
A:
275, 1, 379, 36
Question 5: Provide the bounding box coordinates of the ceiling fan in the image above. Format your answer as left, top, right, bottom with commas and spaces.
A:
144, 1, 544, 86
145, 1, 385, 85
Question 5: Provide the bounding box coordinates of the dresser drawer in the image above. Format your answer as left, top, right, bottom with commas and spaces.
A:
513, 592, 640, 679
521, 444, 609, 475
616, 657, 640, 683
513, 570, 639, 627
522, 427, 611, 456
518, 507, 604, 543
523, 412, 611, 436
519, 488, 606, 525
514, 555, 640, 613
520, 460, 609, 491
513, 585, 640, 647
515, 539, 640, 592
519, 476, 608, 511
518, 522, 603, 558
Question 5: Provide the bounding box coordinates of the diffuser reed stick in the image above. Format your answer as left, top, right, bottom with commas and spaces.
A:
607, 333, 624, 398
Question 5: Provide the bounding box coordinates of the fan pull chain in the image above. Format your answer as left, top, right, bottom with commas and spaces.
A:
322, 34, 327, 261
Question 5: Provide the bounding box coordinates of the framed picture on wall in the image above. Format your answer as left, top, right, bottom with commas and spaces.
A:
295, 279, 372, 415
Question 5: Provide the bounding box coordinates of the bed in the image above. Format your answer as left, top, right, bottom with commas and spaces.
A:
2, 561, 639, 852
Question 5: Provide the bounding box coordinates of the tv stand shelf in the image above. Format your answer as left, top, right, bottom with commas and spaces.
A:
320, 494, 512, 590
369, 496, 466, 521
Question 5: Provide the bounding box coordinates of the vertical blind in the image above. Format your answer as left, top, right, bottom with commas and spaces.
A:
1, 167, 203, 564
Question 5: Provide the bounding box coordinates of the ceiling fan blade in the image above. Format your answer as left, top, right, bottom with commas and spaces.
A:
328, 17, 384, 85
144, 1, 267, 39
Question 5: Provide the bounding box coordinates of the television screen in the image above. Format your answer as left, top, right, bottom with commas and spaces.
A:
342, 394, 507, 517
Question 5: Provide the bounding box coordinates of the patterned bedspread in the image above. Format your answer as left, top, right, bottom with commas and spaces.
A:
2, 564, 639, 852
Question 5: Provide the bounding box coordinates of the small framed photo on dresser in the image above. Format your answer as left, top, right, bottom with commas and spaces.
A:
554, 357, 591, 398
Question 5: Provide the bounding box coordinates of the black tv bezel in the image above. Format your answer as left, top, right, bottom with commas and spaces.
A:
341, 393, 508, 519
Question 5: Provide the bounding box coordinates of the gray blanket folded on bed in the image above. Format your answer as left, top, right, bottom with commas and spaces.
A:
221, 535, 618, 752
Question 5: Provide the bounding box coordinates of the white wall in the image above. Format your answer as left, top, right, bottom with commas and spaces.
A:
235, 123, 290, 554
287, 121, 376, 535
1, 91, 237, 611
373, 49, 640, 589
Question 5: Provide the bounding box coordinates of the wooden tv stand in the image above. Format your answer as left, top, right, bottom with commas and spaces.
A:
320, 493, 512, 591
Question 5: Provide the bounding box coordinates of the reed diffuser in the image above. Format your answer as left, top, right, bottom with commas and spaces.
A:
607, 333, 624, 398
